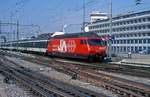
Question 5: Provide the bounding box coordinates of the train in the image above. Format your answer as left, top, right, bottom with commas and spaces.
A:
0, 32, 107, 62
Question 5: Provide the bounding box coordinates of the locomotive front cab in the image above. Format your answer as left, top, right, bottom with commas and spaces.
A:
87, 38, 107, 61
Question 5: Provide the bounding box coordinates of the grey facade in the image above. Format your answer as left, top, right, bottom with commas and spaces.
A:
88, 10, 150, 54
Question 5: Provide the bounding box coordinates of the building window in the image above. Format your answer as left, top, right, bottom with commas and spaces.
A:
147, 17, 150, 21
148, 47, 150, 51
131, 40, 134, 44
127, 40, 130, 44
147, 25, 150, 29
135, 39, 138, 43
131, 47, 134, 52
139, 39, 142, 43
148, 39, 150, 43
142, 25, 146, 29
143, 39, 146, 43
142, 18, 146, 22
117, 47, 119, 52
124, 47, 126, 52
139, 46, 142, 51
120, 40, 122, 44
117, 40, 119, 44
134, 34, 137, 37
138, 33, 141, 37
139, 26, 141, 30
135, 47, 138, 53
138, 19, 141, 22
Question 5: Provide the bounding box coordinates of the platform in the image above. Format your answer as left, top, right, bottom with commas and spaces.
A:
111, 54, 150, 67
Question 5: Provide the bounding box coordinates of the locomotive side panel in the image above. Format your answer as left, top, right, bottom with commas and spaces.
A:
47, 38, 90, 59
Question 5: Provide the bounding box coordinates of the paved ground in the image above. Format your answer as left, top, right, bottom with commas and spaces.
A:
112, 53, 150, 66
0, 75, 7, 97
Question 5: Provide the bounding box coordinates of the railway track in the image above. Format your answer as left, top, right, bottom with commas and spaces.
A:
3, 50, 150, 78
1, 50, 150, 97
53, 60, 150, 97
0, 55, 106, 97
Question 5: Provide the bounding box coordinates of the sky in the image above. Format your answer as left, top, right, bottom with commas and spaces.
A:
0, 0, 150, 40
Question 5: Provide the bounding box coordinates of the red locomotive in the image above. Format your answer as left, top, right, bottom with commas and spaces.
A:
47, 32, 107, 61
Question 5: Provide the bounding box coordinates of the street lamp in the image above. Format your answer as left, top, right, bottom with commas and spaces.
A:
108, 0, 112, 59
63, 24, 68, 32
83, 0, 85, 32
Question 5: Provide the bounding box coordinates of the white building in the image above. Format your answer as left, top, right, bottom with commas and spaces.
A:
88, 10, 150, 54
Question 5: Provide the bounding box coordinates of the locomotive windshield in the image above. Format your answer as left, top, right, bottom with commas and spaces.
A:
87, 39, 106, 46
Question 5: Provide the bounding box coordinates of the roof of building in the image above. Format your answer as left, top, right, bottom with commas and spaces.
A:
91, 10, 150, 24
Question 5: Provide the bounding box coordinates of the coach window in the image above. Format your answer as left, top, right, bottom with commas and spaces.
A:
35, 42, 44, 48
43, 42, 48, 48
19, 43, 22, 47
28, 42, 32, 47
25, 43, 28, 47
40, 42, 44, 48
30, 42, 33, 47
39, 42, 43, 48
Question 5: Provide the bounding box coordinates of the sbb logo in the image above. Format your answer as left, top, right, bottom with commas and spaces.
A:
58, 40, 67, 52
58, 40, 76, 53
